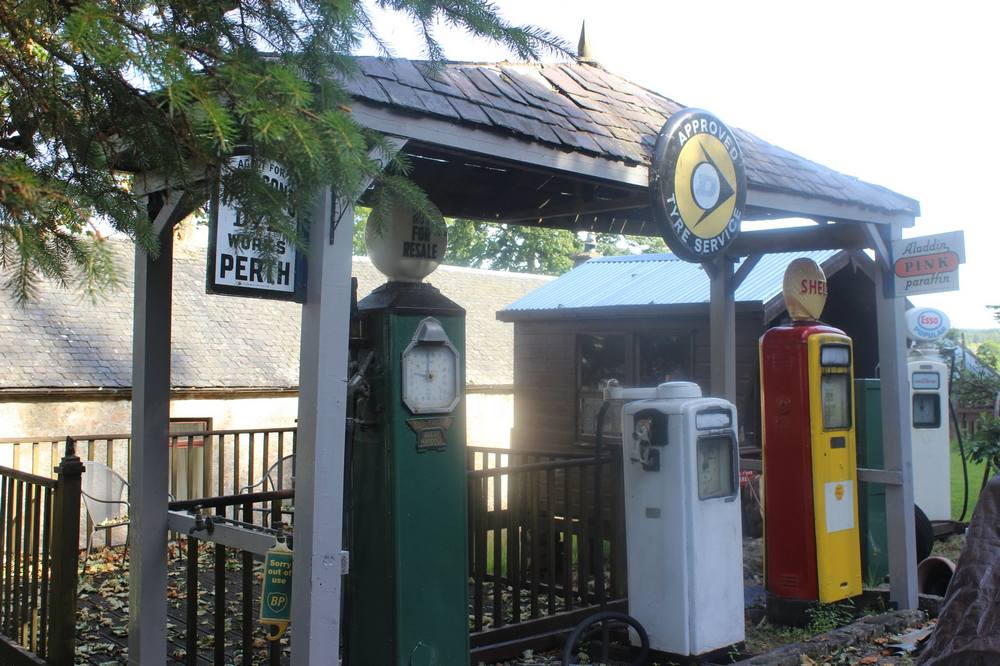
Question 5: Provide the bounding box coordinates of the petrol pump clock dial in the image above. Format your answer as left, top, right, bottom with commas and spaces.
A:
401, 317, 461, 414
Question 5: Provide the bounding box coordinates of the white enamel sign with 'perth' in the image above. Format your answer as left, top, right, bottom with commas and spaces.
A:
207, 156, 303, 301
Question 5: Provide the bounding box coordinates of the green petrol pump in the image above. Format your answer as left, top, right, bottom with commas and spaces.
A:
347, 206, 468, 666
855, 379, 889, 585
855, 377, 935, 587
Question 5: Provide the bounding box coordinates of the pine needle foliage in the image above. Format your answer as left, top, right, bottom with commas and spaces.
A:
0, 0, 567, 301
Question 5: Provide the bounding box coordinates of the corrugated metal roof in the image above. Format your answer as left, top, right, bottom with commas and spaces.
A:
500, 250, 840, 316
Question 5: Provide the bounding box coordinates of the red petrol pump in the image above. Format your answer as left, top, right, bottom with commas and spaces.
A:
760, 258, 862, 603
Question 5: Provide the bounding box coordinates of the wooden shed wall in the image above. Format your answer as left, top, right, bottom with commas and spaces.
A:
509, 311, 766, 452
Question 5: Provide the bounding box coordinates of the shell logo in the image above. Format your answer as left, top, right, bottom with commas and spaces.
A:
782, 258, 828, 321
834, 484, 845, 501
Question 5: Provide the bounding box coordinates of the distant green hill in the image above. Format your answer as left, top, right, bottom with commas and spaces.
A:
951, 328, 1000, 348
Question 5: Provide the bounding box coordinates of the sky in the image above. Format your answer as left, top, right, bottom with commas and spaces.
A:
356, 0, 1000, 328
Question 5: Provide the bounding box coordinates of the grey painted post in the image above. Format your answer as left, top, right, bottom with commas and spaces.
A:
291, 187, 351, 664
709, 257, 737, 402
128, 212, 175, 664
873, 225, 918, 609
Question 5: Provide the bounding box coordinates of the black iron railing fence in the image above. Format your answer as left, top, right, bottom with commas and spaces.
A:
0, 428, 296, 498
169, 490, 293, 666
1, 431, 624, 661
465, 446, 626, 638
0, 428, 296, 545
0, 438, 81, 666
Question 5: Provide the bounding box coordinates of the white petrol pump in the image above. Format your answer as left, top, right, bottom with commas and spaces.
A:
607, 380, 745, 657
906, 307, 952, 522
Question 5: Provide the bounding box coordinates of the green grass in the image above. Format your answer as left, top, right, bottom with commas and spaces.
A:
483, 530, 612, 577
950, 438, 990, 521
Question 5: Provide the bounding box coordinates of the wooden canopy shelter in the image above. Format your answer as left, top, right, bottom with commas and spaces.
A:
128, 55, 921, 665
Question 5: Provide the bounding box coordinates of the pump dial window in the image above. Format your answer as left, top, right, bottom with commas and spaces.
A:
913, 393, 941, 428
401, 317, 461, 415
912, 371, 940, 390
696, 435, 736, 500
820, 374, 852, 430
402, 345, 459, 414
696, 409, 732, 431
820, 344, 851, 367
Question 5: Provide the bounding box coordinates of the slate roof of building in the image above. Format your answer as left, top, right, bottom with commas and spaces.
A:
497, 250, 842, 320
343, 58, 919, 216
0, 237, 551, 391
352, 257, 552, 385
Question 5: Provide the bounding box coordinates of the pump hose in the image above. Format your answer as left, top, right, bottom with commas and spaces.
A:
560, 611, 650, 666
946, 349, 971, 522
949, 398, 970, 522
561, 399, 650, 666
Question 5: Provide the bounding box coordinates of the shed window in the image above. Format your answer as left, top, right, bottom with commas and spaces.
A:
638, 333, 690, 385
575, 332, 693, 442
578, 334, 627, 439
579, 334, 627, 390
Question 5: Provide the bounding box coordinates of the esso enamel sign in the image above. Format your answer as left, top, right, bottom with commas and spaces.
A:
906, 307, 950, 342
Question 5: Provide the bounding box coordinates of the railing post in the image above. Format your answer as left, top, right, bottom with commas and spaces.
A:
46, 437, 83, 665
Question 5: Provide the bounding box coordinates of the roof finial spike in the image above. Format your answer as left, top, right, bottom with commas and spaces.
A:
577, 20, 595, 63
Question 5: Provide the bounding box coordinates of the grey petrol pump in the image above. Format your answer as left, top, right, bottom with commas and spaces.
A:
608, 381, 745, 657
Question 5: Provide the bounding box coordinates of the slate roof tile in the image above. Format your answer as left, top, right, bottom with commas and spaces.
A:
448, 97, 493, 125
609, 125, 641, 144
566, 114, 614, 138
536, 66, 590, 97
500, 68, 564, 106
551, 125, 604, 153
356, 57, 396, 81
463, 67, 506, 99
563, 91, 608, 114
483, 69, 531, 106
439, 70, 493, 106
343, 57, 918, 216
0, 240, 553, 390
385, 58, 433, 91
379, 79, 460, 120
590, 133, 645, 164
340, 71, 390, 104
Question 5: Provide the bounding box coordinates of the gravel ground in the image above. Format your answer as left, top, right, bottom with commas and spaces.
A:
484, 533, 967, 665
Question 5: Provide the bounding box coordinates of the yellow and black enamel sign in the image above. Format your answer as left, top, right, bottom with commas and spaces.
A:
649, 109, 747, 263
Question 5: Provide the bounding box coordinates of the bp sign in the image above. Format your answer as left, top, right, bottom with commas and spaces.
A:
259, 540, 293, 640
650, 109, 747, 263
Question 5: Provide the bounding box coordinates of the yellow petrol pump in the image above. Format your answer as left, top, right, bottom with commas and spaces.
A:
760, 258, 862, 603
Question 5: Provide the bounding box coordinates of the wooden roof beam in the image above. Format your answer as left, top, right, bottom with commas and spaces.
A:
747, 190, 917, 228
496, 192, 649, 224
727, 223, 869, 257
351, 103, 916, 228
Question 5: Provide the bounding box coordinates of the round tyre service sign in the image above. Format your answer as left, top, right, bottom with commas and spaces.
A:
650, 109, 747, 262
